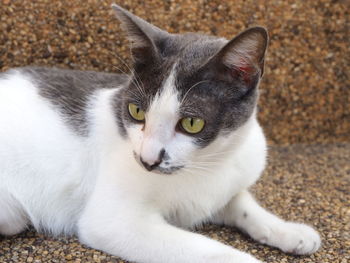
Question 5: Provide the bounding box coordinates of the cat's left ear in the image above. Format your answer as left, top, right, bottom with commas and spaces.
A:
112, 4, 170, 64
208, 27, 268, 80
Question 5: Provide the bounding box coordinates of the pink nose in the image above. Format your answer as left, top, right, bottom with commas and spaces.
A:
140, 149, 165, 171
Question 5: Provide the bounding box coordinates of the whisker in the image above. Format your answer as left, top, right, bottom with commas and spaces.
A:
196, 149, 238, 158
89, 59, 144, 95
185, 165, 216, 174
106, 50, 146, 97
189, 161, 219, 165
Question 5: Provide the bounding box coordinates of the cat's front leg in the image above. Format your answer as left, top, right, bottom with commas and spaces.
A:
77, 189, 262, 263
212, 190, 321, 255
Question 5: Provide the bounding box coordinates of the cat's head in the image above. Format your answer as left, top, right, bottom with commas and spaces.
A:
112, 4, 268, 174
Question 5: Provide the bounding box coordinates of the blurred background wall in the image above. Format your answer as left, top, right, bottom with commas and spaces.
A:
0, 0, 348, 145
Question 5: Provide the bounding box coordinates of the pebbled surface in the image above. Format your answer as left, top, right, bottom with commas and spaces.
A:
1, 143, 349, 263
0, 0, 348, 262
0, 0, 349, 145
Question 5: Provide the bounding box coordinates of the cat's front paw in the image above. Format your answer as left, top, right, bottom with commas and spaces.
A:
270, 222, 321, 255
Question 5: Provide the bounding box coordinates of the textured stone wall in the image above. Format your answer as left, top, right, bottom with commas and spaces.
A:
0, 0, 349, 144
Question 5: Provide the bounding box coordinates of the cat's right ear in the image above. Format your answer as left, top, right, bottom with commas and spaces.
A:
112, 4, 169, 64
205, 27, 268, 83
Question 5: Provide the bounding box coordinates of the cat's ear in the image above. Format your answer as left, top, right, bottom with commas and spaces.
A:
112, 4, 169, 63
208, 27, 268, 80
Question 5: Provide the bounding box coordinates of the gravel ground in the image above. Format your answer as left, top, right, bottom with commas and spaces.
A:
1, 143, 349, 263
0, 0, 349, 262
0, 0, 349, 144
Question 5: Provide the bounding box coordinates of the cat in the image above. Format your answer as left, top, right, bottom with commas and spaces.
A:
0, 4, 321, 263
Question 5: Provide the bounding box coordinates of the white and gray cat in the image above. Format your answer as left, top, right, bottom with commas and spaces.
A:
0, 4, 321, 263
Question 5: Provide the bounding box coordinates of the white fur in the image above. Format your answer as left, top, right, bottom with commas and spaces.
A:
135, 68, 184, 166
0, 69, 320, 263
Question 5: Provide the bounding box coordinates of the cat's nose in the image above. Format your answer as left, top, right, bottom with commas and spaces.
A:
140, 149, 165, 171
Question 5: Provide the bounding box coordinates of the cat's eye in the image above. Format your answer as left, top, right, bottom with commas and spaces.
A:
180, 117, 205, 134
128, 103, 145, 121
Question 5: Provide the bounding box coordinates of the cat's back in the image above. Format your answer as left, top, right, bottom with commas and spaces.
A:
0, 66, 129, 166
0, 67, 128, 135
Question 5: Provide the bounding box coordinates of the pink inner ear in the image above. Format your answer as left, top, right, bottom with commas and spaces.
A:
238, 65, 253, 74
231, 64, 254, 83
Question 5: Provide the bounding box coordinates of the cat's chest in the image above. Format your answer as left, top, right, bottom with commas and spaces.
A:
150, 161, 249, 228
109, 128, 266, 229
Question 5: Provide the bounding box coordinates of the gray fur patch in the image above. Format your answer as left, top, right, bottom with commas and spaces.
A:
20, 67, 129, 136
118, 32, 261, 147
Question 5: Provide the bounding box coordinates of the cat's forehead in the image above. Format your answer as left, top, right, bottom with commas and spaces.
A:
170, 34, 227, 73
128, 34, 227, 99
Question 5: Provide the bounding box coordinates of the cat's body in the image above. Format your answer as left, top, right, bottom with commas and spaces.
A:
0, 5, 321, 263
0, 66, 263, 232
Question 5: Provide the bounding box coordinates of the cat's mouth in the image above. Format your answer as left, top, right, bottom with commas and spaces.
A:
133, 151, 183, 175
140, 162, 184, 175
152, 165, 184, 175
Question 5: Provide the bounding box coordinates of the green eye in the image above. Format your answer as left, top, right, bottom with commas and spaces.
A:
180, 117, 205, 134
128, 103, 145, 121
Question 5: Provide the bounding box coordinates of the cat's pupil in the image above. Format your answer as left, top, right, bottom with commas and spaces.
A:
190, 118, 194, 126
136, 108, 140, 114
